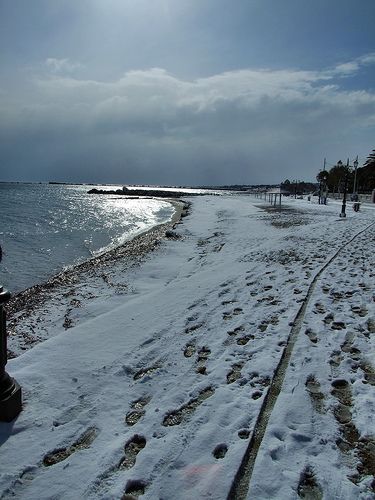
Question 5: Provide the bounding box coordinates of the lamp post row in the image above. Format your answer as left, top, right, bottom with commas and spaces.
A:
339, 156, 359, 218
319, 156, 359, 217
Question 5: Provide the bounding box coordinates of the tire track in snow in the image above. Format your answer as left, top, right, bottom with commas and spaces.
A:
228, 220, 375, 500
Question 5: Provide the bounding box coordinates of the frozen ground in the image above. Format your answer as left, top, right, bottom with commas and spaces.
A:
1, 194, 374, 499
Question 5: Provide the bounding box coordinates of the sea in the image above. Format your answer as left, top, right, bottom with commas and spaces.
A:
0, 182, 179, 294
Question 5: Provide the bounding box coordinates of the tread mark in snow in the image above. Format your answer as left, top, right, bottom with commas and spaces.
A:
227, 220, 375, 500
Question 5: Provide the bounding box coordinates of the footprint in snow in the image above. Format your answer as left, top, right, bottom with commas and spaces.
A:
196, 346, 211, 375
183, 342, 196, 358
43, 427, 97, 466
304, 328, 318, 344
185, 322, 205, 334
162, 387, 215, 426
238, 429, 250, 440
227, 363, 243, 384
227, 325, 245, 336
212, 443, 228, 459
118, 435, 146, 470
351, 306, 368, 318
123, 479, 148, 498
323, 313, 334, 325
125, 396, 151, 426
223, 308, 243, 320
133, 364, 161, 381
314, 302, 325, 314
297, 465, 323, 499
331, 321, 346, 331
236, 335, 253, 345
305, 375, 325, 413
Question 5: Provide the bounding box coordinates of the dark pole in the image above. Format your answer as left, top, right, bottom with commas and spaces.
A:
352, 155, 358, 198
339, 161, 349, 218
318, 179, 322, 205
0, 286, 22, 422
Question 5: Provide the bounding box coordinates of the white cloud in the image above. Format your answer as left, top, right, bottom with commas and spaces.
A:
330, 52, 375, 77
332, 62, 360, 75
29, 65, 375, 125
45, 58, 81, 73
359, 53, 375, 65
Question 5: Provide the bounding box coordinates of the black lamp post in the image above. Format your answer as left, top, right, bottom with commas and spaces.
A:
0, 286, 22, 422
352, 156, 359, 200
318, 178, 322, 205
339, 160, 350, 218
321, 171, 328, 205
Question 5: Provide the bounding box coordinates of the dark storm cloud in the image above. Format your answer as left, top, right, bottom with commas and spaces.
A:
1, 60, 375, 184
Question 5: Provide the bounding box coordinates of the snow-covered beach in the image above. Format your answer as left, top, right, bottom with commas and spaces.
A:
1, 194, 374, 499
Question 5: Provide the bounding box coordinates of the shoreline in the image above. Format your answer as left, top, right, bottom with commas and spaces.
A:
7, 198, 190, 352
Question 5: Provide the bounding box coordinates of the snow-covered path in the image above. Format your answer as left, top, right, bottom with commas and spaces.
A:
1, 195, 374, 499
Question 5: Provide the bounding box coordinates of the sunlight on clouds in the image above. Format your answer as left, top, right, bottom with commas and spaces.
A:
30, 63, 375, 116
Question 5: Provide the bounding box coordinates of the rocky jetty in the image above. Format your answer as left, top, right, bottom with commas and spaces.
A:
87, 186, 200, 198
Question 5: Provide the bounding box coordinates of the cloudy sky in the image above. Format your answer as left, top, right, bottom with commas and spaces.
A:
1, 0, 375, 186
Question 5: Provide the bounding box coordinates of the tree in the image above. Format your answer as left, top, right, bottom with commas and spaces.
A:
326, 160, 353, 193
364, 149, 375, 169
316, 171, 328, 183
315, 151, 375, 195
357, 149, 375, 191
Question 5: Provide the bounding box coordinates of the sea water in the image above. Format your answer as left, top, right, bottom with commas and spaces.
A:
0, 183, 176, 293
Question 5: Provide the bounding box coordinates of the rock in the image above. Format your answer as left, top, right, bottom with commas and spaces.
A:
165, 230, 180, 239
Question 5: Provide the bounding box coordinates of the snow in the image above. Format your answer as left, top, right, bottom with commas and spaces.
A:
1, 194, 374, 499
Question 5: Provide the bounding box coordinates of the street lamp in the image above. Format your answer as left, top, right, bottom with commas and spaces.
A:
0, 286, 22, 422
318, 177, 322, 205
352, 155, 359, 200
339, 159, 350, 218
321, 171, 328, 205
